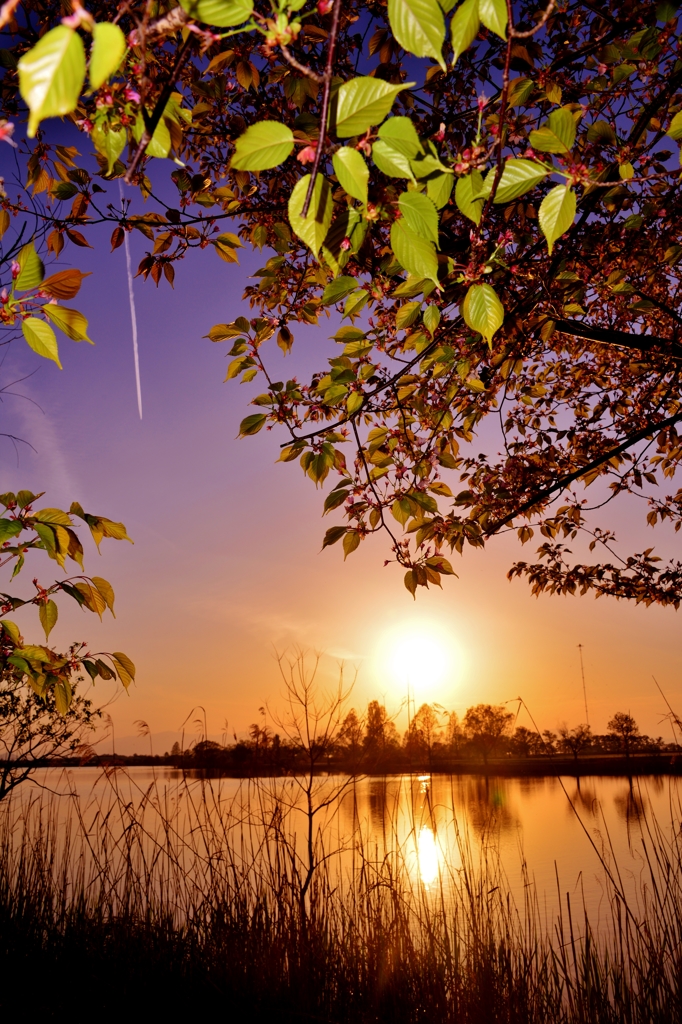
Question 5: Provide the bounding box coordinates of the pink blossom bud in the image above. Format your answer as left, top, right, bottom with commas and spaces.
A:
297, 145, 317, 164
0, 120, 17, 148
124, 85, 141, 103
340, 237, 351, 251
11, 261, 20, 279
317, 0, 333, 13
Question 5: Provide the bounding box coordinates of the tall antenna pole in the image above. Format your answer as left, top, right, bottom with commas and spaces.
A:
577, 644, 589, 726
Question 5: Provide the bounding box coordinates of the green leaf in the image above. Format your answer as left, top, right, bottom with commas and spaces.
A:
322, 525, 347, 549
239, 413, 267, 436
462, 282, 504, 344
391, 219, 439, 285
450, 0, 480, 64
0, 519, 22, 543
423, 304, 440, 334
378, 116, 423, 158
22, 318, 61, 368
398, 192, 439, 244
133, 112, 170, 158
92, 122, 126, 175
112, 651, 136, 688
39, 599, 58, 641
43, 305, 92, 342
322, 276, 358, 305
387, 0, 446, 70
587, 120, 617, 145
478, 0, 507, 37
18, 26, 86, 137
539, 183, 576, 254
332, 146, 369, 205
343, 530, 361, 559
231, 121, 295, 171
508, 77, 534, 107
51, 181, 79, 200
54, 681, 71, 715
490, 158, 550, 203
427, 171, 454, 209
331, 77, 414, 138
455, 171, 484, 224
667, 110, 682, 141
89, 22, 126, 90
396, 301, 422, 329
346, 392, 364, 416
179, 0, 254, 26
288, 174, 333, 256
14, 242, 44, 291
94, 578, 116, 618
529, 107, 576, 153
372, 139, 416, 181
344, 289, 369, 318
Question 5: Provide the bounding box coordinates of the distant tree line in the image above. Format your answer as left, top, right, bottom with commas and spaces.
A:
157, 703, 676, 773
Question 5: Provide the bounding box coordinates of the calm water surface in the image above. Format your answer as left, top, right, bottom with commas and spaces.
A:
15, 768, 681, 924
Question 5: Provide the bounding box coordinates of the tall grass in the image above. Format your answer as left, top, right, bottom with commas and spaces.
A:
0, 769, 680, 1022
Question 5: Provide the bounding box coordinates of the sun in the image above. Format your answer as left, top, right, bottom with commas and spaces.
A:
375, 620, 462, 704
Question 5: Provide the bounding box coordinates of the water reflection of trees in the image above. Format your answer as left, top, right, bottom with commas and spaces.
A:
613, 782, 649, 826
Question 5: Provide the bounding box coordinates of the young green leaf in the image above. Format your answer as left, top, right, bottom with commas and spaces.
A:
89, 22, 126, 90
451, 0, 480, 64
43, 305, 92, 343
18, 26, 86, 137
14, 242, 44, 291
332, 146, 369, 205
427, 171, 454, 209
462, 282, 504, 345
398, 191, 440, 245
378, 116, 423, 158
372, 139, 416, 181
478, 0, 507, 38
231, 121, 295, 170
39, 599, 58, 640
391, 219, 439, 285
22, 318, 62, 368
491, 158, 550, 203
92, 122, 127, 174
133, 112, 170, 158
529, 107, 576, 153
179, 0, 254, 26
455, 171, 484, 224
112, 651, 136, 688
331, 77, 415, 138
322, 276, 359, 305
539, 184, 576, 254
667, 110, 682, 140
288, 174, 333, 255
238, 413, 267, 436
387, 0, 446, 70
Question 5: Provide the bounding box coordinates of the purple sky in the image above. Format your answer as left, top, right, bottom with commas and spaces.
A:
2, 125, 681, 752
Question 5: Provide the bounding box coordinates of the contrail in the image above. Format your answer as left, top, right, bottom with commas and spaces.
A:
118, 180, 143, 420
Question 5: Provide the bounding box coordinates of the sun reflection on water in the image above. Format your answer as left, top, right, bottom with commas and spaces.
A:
417, 825, 440, 887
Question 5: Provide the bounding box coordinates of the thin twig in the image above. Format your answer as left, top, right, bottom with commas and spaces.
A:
124, 34, 194, 185
280, 45, 324, 84
301, 0, 342, 218
511, 0, 556, 38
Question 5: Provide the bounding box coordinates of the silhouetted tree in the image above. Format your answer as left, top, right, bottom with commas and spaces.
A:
607, 712, 641, 760
558, 724, 592, 763
463, 705, 514, 767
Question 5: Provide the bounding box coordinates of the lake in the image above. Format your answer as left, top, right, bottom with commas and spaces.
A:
5, 766, 678, 930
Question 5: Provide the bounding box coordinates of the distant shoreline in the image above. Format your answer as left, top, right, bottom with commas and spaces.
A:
8, 753, 682, 778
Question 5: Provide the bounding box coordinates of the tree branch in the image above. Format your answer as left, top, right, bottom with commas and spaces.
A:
301, 0, 342, 218
553, 319, 682, 361
485, 410, 682, 535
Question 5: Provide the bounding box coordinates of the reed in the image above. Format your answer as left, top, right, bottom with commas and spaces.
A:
0, 769, 680, 1022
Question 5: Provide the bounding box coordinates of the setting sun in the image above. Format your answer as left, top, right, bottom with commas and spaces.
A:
375, 621, 463, 704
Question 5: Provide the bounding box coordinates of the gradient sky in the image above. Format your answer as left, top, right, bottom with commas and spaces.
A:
2, 126, 682, 752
